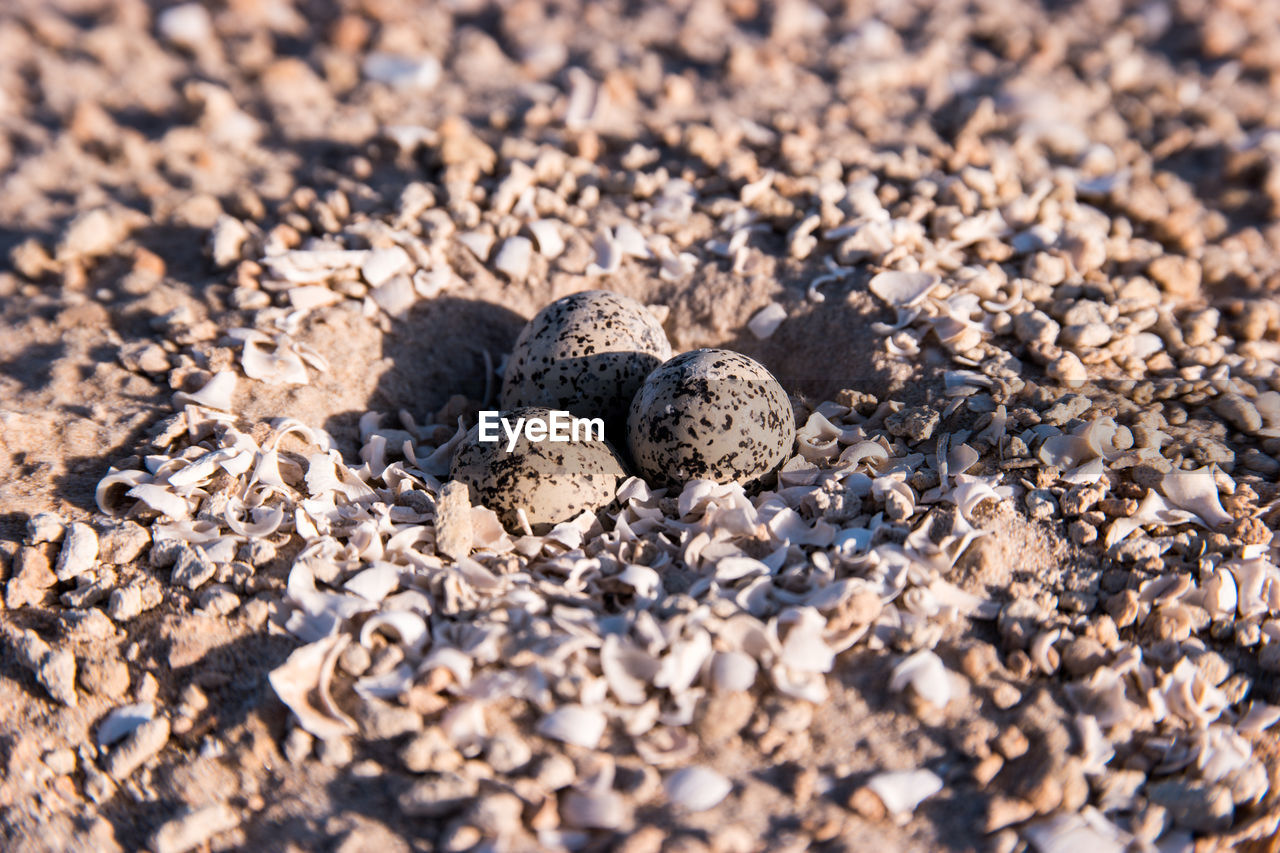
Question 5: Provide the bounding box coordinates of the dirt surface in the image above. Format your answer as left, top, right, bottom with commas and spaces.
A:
3, 1, 1280, 852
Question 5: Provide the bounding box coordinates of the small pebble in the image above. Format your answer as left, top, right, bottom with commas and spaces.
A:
1213, 393, 1262, 434
434, 481, 474, 562
152, 803, 241, 853
26, 512, 66, 545
104, 717, 170, 780
54, 522, 99, 582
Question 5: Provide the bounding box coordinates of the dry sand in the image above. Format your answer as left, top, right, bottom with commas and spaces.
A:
2, 1, 1280, 851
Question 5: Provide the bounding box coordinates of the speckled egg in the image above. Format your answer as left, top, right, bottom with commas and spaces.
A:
450, 406, 628, 532
627, 349, 795, 488
500, 290, 672, 436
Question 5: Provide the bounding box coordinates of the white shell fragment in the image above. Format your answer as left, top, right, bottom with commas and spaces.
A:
865, 769, 944, 823
360, 246, 412, 287
710, 651, 758, 693
869, 271, 940, 307
527, 220, 566, 259
665, 765, 732, 812
127, 484, 191, 519
493, 236, 533, 279
1022, 811, 1128, 853
267, 635, 358, 740
536, 704, 607, 749
889, 650, 952, 708
1160, 467, 1233, 528
747, 301, 787, 339
235, 331, 310, 386
173, 370, 237, 411
601, 635, 658, 705
262, 249, 369, 284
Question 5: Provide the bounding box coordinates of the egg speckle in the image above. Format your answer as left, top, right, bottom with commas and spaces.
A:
500, 290, 672, 435
450, 406, 628, 532
627, 349, 795, 488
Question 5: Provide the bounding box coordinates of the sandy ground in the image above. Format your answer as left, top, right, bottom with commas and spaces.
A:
3, 1, 1280, 852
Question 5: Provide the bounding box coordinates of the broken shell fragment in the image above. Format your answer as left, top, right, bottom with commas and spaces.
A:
864, 768, 944, 824
664, 765, 732, 812
869, 270, 940, 307
536, 704, 607, 749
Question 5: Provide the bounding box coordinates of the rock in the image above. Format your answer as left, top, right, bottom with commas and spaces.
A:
483, 733, 532, 774
283, 727, 313, 764
1239, 448, 1280, 476
54, 522, 99, 581
26, 512, 66, 544
10, 238, 57, 279
208, 216, 251, 268
435, 481, 474, 562
355, 699, 422, 740
362, 53, 442, 90
108, 578, 163, 621
62, 569, 117, 608
1061, 482, 1105, 515
1184, 434, 1234, 467
152, 803, 240, 853
1040, 395, 1092, 426
171, 545, 216, 590
397, 772, 477, 817
1145, 780, 1233, 833
400, 729, 463, 774
1213, 394, 1262, 434
97, 521, 151, 565
1014, 310, 1060, 345
562, 788, 630, 830
104, 717, 171, 780
1148, 255, 1201, 300
467, 792, 524, 834
44, 748, 77, 776
79, 657, 132, 699
1067, 520, 1097, 545
333, 821, 412, 853
10, 629, 78, 706
1045, 351, 1087, 385
195, 585, 240, 616
534, 753, 578, 791
56, 207, 143, 260
1059, 322, 1111, 349
39, 649, 79, 707
6, 546, 57, 608
885, 406, 940, 442
337, 643, 371, 677
695, 690, 755, 744
1024, 489, 1057, 520
119, 342, 171, 374
63, 608, 117, 642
